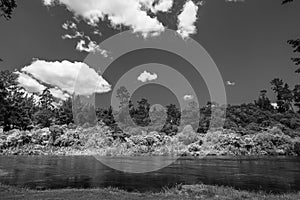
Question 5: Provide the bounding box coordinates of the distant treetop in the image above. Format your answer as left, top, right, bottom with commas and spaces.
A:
0, 0, 17, 20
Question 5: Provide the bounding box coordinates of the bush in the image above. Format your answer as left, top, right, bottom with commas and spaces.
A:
177, 125, 199, 145
293, 140, 300, 155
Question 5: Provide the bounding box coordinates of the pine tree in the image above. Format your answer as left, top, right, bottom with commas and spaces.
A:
56, 97, 74, 125
34, 88, 55, 127
0, 70, 35, 131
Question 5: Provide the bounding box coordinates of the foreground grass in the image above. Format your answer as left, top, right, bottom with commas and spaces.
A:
1, 184, 300, 200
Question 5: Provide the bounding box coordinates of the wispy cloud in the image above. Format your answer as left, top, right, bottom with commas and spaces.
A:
183, 94, 194, 101
225, 0, 245, 2
226, 80, 236, 86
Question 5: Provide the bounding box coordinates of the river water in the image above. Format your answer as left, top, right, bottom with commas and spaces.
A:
0, 156, 299, 193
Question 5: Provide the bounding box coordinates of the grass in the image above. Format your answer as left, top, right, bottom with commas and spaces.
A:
1, 184, 300, 200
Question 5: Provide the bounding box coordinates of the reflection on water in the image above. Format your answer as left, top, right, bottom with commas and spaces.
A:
0, 156, 300, 193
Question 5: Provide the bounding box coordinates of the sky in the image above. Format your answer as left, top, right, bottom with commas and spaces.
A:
0, 0, 300, 107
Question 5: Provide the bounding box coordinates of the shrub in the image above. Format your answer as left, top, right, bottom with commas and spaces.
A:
177, 125, 199, 145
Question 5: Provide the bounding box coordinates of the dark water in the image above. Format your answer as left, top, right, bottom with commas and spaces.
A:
0, 156, 300, 193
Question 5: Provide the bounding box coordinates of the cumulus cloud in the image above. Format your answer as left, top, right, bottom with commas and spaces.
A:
16, 72, 71, 100
137, 70, 158, 82
16, 72, 46, 94
49, 88, 70, 100
43, 0, 165, 37
21, 60, 111, 96
177, 1, 199, 38
141, 0, 173, 13
183, 94, 194, 101
226, 80, 236, 86
153, 0, 173, 13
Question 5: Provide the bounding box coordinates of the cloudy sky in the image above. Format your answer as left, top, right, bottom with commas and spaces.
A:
0, 0, 300, 106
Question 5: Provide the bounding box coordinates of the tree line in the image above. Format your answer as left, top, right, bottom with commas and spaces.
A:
0, 70, 73, 131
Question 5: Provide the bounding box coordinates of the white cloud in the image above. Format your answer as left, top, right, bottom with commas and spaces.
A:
225, 0, 245, 2
62, 21, 77, 30
21, 60, 111, 96
226, 80, 236, 86
43, 0, 165, 37
177, 1, 199, 38
76, 39, 108, 56
62, 31, 83, 39
154, 0, 173, 12
183, 95, 194, 101
16, 72, 46, 94
60, 21, 108, 55
49, 88, 70, 100
139, 0, 173, 13
16, 72, 71, 100
149, 0, 173, 13
137, 70, 158, 82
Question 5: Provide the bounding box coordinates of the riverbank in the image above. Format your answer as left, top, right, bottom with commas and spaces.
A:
1, 183, 300, 200
1, 124, 300, 157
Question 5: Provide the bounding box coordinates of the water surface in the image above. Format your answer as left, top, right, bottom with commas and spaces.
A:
0, 156, 300, 193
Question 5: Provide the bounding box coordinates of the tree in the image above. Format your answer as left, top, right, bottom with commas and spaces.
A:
39, 88, 55, 110
293, 85, 300, 113
181, 101, 199, 130
72, 95, 97, 126
34, 88, 55, 127
0, 70, 34, 131
282, 0, 300, 72
282, 0, 294, 4
56, 97, 74, 125
8, 90, 35, 130
116, 86, 130, 108
0, 0, 17, 20
130, 98, 151, 127
115, 86, 133, 126
161, 104, 181, 135
255, 90, 272, 110
271, 79, 294, 112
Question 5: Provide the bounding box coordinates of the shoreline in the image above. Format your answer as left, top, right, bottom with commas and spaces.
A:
1, 183, 300, 200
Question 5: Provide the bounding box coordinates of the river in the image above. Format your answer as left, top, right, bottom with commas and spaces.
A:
0, 156, 299, 193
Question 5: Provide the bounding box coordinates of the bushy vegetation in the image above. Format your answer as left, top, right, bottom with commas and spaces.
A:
1, 122, 300, 156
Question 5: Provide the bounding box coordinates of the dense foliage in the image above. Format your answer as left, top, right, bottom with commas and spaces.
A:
0, 0, 17, 20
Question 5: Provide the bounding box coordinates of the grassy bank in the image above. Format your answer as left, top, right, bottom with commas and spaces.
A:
1, 184, 300, 200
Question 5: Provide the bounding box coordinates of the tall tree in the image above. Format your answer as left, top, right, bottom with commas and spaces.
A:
293, 85, 300, 113
116, 86, 130, 108
161, 104, 181, 135
39, 88, 55, 110
56, 97, 74, 125
34, 88, 55, 127
255, 90, 272, 110
271, 79, 294, 112
131, 98, 151, 127
282, 0, 300, 72
0, 70, 34, 131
